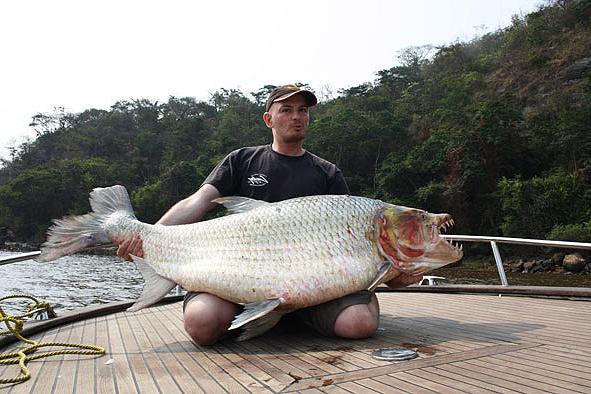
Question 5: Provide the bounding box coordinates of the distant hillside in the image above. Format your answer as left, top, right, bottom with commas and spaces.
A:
1, 0, 589, 245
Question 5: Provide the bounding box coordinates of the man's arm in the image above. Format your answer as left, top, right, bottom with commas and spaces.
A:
157, 183, 221, 225
117, 183, 221, 260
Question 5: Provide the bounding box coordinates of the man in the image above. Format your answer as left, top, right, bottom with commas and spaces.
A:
117, 85, 422, 345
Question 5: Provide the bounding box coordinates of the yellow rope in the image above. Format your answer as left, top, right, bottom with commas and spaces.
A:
0, 295, 106, 385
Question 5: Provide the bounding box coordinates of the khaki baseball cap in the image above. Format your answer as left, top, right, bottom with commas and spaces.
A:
265, 84, 318, 111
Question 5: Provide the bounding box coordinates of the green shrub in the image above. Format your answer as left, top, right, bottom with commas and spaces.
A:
547, 221, 591, 242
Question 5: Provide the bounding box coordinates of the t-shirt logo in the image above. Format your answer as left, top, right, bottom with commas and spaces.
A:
247, 173, 269, 187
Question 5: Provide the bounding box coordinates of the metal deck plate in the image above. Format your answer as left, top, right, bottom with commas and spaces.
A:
371, 347, 418, 361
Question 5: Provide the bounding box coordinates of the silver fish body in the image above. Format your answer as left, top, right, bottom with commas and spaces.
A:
116, 195, 385, 310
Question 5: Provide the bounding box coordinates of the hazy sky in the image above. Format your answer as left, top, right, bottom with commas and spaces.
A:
0, 0, 542, 160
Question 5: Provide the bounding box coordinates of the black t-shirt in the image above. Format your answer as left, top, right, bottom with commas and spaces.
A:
203, 145, 349, 202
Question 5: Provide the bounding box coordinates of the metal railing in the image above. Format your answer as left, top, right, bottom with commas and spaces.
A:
0, 251, 41, 266
441, 235, 591, 286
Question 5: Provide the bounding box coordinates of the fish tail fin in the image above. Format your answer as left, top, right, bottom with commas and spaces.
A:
37, 185, 135, 262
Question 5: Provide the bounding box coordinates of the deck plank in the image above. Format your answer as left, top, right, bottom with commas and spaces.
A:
465, 361, 580, 393
126, 309, 184, 393
95, 315, 116, 394
144, 308, 221, 394
507, 347, 591, 375
158, 307, 257, 393
135, 308, 204, 393
432, 363, 523, 394
375, 374, 439, 394
389, 370, 464, 393
33, 322, 74, 393
76, 313, 97, 394
417, 367, 499, 393
454, 358, 544, 393
353, 377, 409, 393
260, 335, 345, 375
8, 321, 64, 394
105, 314, 139, 393
484, 354, 591, 388
335, 380, 382, 393
56, 321, 87, 394
115, 311, 159, 394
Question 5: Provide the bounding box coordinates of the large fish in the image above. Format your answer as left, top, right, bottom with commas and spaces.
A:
38, 185, 462, 340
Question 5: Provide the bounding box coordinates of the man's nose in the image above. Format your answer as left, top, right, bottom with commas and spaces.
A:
293, 111, 305, 120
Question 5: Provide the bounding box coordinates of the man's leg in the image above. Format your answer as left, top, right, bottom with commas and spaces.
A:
334, 293, 379, 338
331, 272, 422, 338
183, 292, 241, 345
296, 291, 379, 339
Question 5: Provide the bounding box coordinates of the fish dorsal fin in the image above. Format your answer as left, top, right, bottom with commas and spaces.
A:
128, 256, 176, 312
212, 196, 269, 214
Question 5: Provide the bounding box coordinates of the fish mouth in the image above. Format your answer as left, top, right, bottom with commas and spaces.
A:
376, 207, 463, 271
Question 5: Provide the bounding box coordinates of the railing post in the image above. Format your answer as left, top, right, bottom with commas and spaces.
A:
490, 241, 509, 286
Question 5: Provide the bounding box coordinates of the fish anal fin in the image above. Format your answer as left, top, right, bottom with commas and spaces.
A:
229, 298, 282, 332
128, 255, 176, 312
236, 312, 283, 342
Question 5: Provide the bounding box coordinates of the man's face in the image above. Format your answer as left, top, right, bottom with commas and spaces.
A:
264, 94, 310, 144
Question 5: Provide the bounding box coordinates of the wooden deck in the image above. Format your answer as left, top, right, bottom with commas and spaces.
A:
2, 291, 591, 393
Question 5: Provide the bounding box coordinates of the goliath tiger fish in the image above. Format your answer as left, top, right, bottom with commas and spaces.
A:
37, 185, 462, 340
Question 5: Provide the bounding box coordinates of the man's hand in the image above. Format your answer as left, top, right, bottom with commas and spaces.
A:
116, 234, 144, 261
385, 272, 423, 288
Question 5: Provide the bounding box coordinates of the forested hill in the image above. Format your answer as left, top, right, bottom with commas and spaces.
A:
1, 0, 590, 245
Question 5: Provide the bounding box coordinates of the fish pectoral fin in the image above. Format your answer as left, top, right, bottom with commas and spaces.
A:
229, 298, 282, 331
367, 260, 394, 291
128, 256, 176, 312
236, 312, 283, 342
212, 196, 269, 214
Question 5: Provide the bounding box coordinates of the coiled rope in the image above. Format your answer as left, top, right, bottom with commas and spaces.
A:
0, 295, 105, 385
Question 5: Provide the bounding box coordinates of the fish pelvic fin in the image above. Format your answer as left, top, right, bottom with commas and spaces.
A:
37, 185, 135, 262
212, 196, 269, 214
367, 261, 394, 291
229, 298, 283, 340
128, 256, 176, 312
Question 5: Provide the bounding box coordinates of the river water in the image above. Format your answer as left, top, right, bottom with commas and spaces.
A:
1, 250, 590, 316
0, 251, 144, 314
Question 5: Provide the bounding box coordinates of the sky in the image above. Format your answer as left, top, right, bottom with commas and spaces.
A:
0, 0, 543, 161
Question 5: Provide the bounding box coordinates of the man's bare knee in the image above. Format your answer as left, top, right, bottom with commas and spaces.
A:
334, 294, 379, 339
183, 294, 240, 345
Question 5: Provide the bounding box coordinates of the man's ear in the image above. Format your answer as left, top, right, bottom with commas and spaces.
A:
263, 112, 272, 128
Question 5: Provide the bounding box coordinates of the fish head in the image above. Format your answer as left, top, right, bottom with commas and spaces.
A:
375, 204, 463, 274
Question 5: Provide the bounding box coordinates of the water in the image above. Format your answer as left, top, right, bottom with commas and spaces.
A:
0, 251, 143, 314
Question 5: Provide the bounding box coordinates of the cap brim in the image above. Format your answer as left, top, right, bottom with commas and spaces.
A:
273, 90, 318, 107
